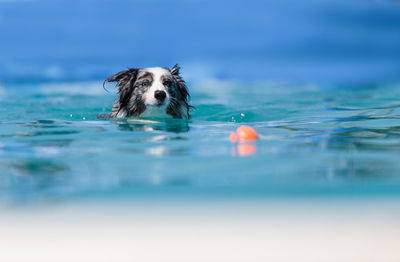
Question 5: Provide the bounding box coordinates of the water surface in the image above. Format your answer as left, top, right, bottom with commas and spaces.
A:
1, 81, 400, 204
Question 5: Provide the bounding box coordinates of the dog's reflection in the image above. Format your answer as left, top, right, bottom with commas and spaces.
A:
110, 118, 190, 157
112, 118, 190, 133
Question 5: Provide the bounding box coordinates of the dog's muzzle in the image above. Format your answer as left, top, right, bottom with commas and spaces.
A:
154, 90, 166, 105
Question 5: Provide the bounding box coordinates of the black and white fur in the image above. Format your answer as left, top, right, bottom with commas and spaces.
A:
104, 65, 190, 119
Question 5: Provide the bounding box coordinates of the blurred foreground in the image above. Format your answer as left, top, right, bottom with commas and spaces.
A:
1, 197, 399, 262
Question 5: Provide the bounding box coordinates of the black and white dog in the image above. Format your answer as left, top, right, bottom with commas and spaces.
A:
104, 65, 190, 119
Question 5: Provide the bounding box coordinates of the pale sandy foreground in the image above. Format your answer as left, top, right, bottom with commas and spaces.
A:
1, 197, 399, 262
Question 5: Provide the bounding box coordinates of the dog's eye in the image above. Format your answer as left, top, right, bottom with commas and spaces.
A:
163, 79, 171, 87
141, 81, 149, 87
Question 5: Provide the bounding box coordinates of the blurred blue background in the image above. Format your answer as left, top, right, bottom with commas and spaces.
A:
1, 0, 400, 83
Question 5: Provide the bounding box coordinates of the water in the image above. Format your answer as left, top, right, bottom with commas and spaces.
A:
1, 2, 400, 261
1, 81, 400, 204
1, 0, 400, 205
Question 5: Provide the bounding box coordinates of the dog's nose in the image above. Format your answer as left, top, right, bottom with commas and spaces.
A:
154, 90, 166, 102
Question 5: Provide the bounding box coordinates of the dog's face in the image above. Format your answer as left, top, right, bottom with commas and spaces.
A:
137, 67, 172, 111
105, 65, 190, 119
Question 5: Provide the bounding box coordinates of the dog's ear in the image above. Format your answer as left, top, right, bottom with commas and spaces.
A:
104, 68, 138, 106
171, 64, 189, 99
171, 64, 180, 76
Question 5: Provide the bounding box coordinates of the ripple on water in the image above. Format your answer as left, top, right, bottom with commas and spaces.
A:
1, 82, 400, 203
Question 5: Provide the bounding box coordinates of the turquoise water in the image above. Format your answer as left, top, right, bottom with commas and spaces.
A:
1, 81, 400, 204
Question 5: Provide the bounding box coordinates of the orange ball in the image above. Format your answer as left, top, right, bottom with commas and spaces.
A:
229, 132, 238, 142
230, 125, 258, 142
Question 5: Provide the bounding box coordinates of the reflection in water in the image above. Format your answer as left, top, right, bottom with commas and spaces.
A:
231, 143, 257, 157
8, 159, 69, 175
26, 119, 65, 128
113, 118, 190, 133
120, 145, 190, 157
2, 83, 400, 204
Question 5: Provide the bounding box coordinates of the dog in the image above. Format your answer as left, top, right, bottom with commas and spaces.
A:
103, 64, 190, 119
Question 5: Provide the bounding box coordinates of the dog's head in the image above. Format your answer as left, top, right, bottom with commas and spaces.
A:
105, 65, 190, 119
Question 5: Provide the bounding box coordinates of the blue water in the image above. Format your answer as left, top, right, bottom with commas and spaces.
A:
1, 81, 400, 204
1, 0, 400, 205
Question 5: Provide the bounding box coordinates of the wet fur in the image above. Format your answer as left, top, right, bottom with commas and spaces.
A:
104, 65, 191, 119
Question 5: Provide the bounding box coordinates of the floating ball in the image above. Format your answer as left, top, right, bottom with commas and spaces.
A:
230, 125, 258, 143
229, 132, 238, 142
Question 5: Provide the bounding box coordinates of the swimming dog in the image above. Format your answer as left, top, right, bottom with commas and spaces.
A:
104, 65, 190, 119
